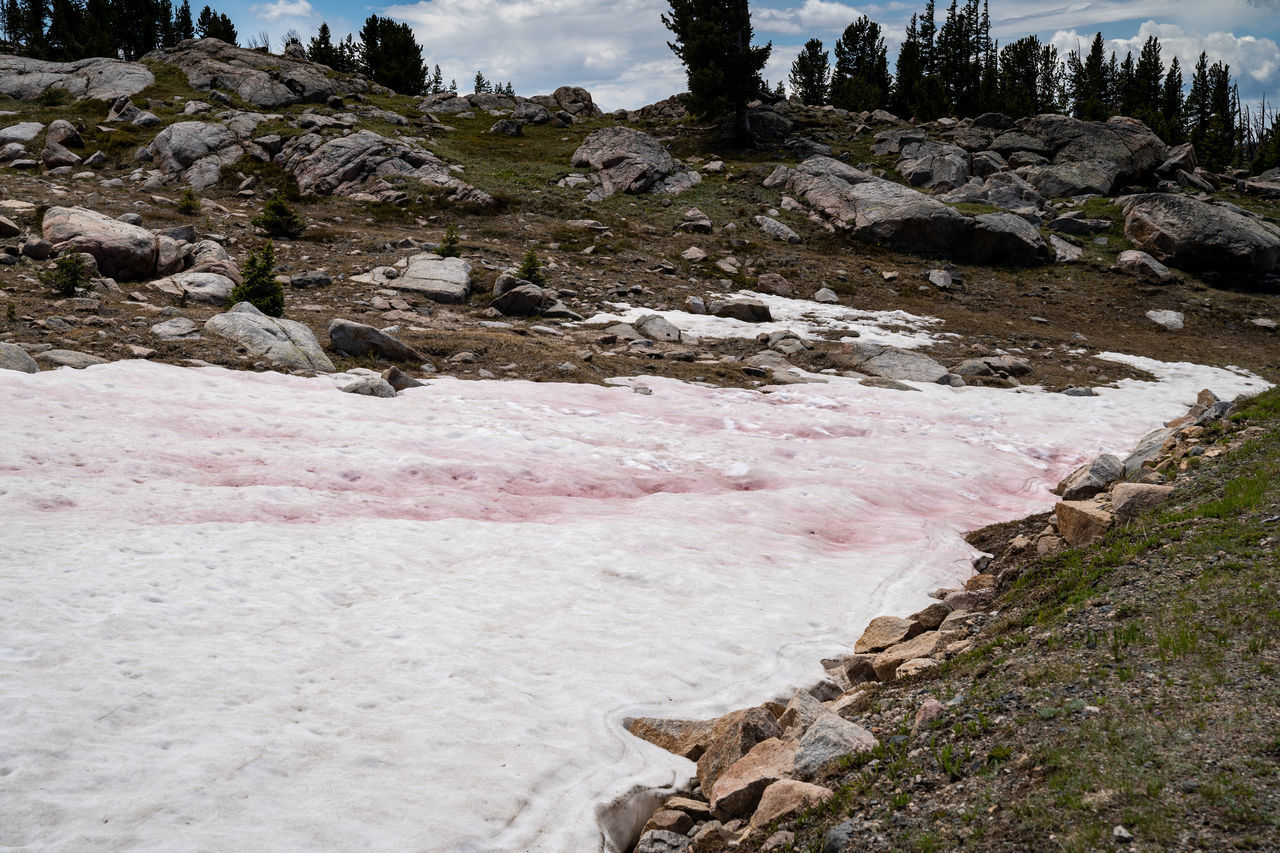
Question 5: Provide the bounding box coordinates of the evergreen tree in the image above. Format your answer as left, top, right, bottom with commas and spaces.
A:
195, 4, 234, 43
662, 0, 772, 145
830, 15, 890, 111
788, 38, 829, 105
359, 14, 427, 95
172, 0, 191, 40
428, 64, 443, 93
1069, 32, 1111, 120
44, 0, 84, 60
157, 0, 175, 47
22, 0, 49, 56
307, 21, 336, 67
892, 14, 923, 116
1160, 57, 1184, 143
472, 70, 491, 94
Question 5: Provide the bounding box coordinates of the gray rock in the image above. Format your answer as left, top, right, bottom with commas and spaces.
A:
969, 212, 1050, 265
21, 237, 53, 260
290, 270, 332, 288
1123, 427, 1176, 477
511, 101, 551, 124
833, 341, 950, 383
489, 119, 523, 136
276, 129, 492, 206
793, 712, 877, 780
712, 300, 772, 323
1146, 309, 1184, 331
0, 341, 40, 373
35, 349, 107, 369
391, 254, 471, 304
1122, 193, 1280, 275
822, 819, 860, 853
488, 281, 545, 315
0, 121, 44, 143
41, 139, 80, 168
1115, 249, 1173, 283
756, 215, 800, 243
1024, 160, 1118, 197
635, 314, 682, 342
150, 317, 200, 339
1056, 453, 1123, 500
527, 85, 603, 119
813, 287, 839, 303
328, 318, 425, 362
150, 271, 235, 304
633, 829, 690, 853
148, 121, 238, 181
145, 37, 378, 108
204, 301, 335, 373
42, 205, 157, 280
0, 56, 152, 101
896, 140, 970, 190
570, 126, 700, 200
1049, 234, 1083, 262
340, 376, 397, 398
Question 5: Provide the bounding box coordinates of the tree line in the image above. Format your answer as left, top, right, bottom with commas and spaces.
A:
665, 0, 1276, 170
0, 0, 511, 101
782, 0, 1277, 170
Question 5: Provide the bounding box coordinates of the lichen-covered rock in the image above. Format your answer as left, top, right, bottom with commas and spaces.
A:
0, 55, 152, 100
205, 302, 335, 373
570, 126, 700, 201
276, 130, 493, 206
1122, 193, 1280, 275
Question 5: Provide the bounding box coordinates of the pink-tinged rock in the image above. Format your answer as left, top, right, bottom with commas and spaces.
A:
1055, 500, 1114, 547
696, 707, 782, 793
749, 780, 833, 828
1111, 482, 1174, 520
872, 630, 943, 681
709, 737, 796, 819
628, 717, 715, 761
641, 808, 694, 836
912, 697, 946, 733
854, 615, 921, 653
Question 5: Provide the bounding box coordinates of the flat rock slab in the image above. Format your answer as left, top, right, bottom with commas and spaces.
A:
629, 717, 715, 761
1112, 483, 1175, 519
854, 615, 921, 653
328, 318, 425, 363
150, 317, 200, 339
872, 631, 944, 681
1056, 453, 1123, 500
205, 302, 335, 374
834, 341, 950, 384
35, 349, 107, 369
391, 254, 471, 304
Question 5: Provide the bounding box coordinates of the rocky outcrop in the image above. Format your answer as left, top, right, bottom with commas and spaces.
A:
528, 85, 603, 119
1121, 193, 1280, 275
144, 38, 380, 107
390, 254, 472, 304
831, 341, 952, 384
0, 342, 40, 373
147, 120, 241, 189
204, 302, 335, 373
1004, 114, 1168, 197
767, 157, 1047, 265
0, 55, 153, 100
42, 206, 157, 281
276, 130, 494, 205
570, 127, 700, 201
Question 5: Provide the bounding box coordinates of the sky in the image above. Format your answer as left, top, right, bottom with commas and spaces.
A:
223, 0, 1280, 111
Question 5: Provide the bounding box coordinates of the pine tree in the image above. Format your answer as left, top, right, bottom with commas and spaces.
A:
230, 243, 284, 318
44, 0, 84, 60
172, 0, 192, 40
662, 0, 772, 145
428, 64, 443, 93
788, 38, 829, 105
830, 15, 890, 111
1069, 32, 1111, 121
472, 71, 490, 94
359, 15, 427, 95
195, 4, 234, 43
308, 21, 336, 67
892, 14, 923, 116
1160, 57, 1184, 143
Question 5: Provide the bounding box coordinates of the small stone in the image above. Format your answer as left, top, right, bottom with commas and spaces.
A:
792, 712, 876, 780
641, 809, 694, 836
681, 246, 707, 262
813, 287, 839, 303
340, 377, 397, 398
1113, 825, 1133, 842
749, 780, 832, 829
1145, 309, 1184, 331
912, 697, 946, 733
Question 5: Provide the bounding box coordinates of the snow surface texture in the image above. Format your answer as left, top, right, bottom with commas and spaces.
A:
583, 291, 946, 348
0, 358, 1265, 852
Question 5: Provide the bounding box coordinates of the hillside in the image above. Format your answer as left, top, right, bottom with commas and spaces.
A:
0, 38, 1278, 853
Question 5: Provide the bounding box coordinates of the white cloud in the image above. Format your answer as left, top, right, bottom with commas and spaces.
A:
383, 0, 683, 109
755, 0, 866, 36
252, 0, 314, 22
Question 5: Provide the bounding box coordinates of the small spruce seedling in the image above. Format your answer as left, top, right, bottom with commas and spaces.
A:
229, 242, 284, 317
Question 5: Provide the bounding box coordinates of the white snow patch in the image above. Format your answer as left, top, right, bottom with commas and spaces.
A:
0, 358, 1267, 852
583, 290, 945, 349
